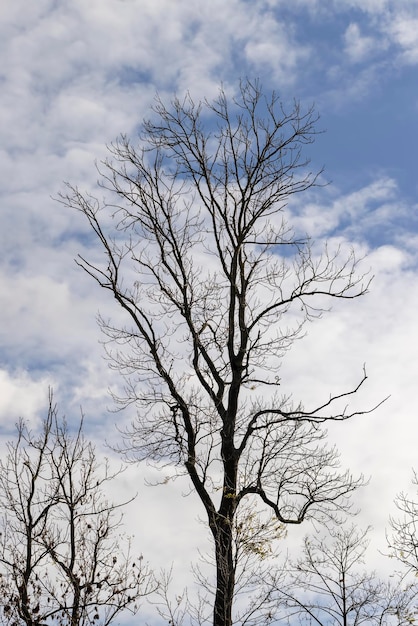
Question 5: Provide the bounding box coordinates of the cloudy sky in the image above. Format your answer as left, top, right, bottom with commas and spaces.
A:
1, 0, 418, 615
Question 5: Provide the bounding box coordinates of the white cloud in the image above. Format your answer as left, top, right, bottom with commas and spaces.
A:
243, 17, 311, 85
0, 369, 51, 430
342, 4, 418, 68
343, 22, 384, 63
282, 238, 418, 548
290, 177, 400, 240
386, 15, 418, 65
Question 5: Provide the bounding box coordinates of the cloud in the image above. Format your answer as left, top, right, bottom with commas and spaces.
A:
0, 369, 51, 431
289, 177, 401, 241
281, 232, 418, 545
341, 3, 418, 68
343, 22, 385, 63
386, 14, 418, 65
243, 16, 311, 86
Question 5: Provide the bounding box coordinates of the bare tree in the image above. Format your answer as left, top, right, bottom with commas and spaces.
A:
59, 79, 382, 626
389, 470, 418, 577
0, 391, 155, 626
274, 525, 416, 626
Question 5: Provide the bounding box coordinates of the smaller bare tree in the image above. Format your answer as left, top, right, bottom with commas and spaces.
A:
0, 391, 155, 626
274, 525, 416, 626
389, 470, 418, 577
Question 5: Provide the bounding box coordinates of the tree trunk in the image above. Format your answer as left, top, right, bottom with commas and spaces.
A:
213, 514, 235, 626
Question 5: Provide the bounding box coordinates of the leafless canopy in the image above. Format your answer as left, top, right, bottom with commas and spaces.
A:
60, 80, 380, 626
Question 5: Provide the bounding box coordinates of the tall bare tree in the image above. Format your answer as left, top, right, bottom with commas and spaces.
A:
60, 79, 381, 626
0, 391, 155, 626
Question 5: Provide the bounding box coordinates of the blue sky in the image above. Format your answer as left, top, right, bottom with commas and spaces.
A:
1, 0, 418, 615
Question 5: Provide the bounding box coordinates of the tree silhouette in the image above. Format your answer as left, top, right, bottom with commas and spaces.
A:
60, 79, 381, 626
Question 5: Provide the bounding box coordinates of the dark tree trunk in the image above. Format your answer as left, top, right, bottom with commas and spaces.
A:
213, 514, 235, 626
211, 418, 238, 626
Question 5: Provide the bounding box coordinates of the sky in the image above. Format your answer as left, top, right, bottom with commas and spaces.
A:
1, 0, 418, 619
